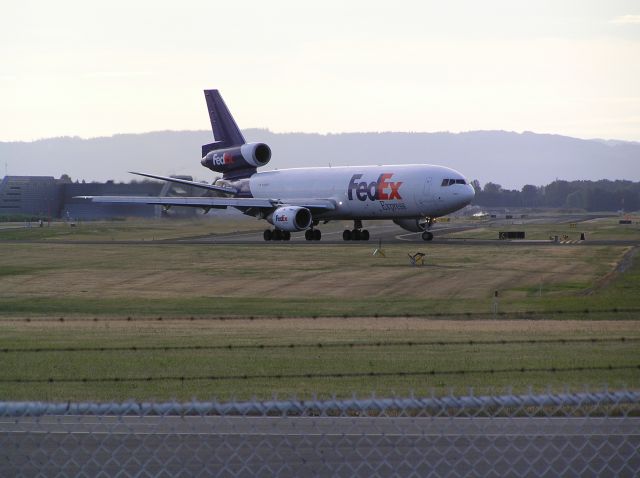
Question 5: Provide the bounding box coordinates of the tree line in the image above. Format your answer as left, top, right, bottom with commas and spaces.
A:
471, 179, 639, 211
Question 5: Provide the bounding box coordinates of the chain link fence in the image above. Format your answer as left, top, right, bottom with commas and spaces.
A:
2, 389, 639, 477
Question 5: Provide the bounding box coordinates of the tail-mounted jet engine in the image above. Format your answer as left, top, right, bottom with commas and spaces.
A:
268, 206, 313, 232
201, 143, 271, 176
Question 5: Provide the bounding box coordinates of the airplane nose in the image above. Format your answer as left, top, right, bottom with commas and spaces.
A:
464, 184, 475, 205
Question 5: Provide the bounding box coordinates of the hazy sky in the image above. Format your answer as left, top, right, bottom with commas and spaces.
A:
1, 0, 639, 142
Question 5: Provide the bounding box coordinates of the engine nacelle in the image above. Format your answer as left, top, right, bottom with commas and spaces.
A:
201, 142, 271, 176
393, 218, 428, 232
268, 206, 313, 232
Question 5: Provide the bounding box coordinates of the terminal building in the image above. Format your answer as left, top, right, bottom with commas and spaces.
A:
0, 176, 62, 218
0, 175, 200, 220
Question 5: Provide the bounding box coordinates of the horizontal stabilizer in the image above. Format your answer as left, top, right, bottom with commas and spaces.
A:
129, 171, 237, 195
77, 196, 272, 208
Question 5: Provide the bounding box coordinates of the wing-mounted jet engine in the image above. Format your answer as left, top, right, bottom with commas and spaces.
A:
262, 206, 315, 241
267, 206, 313, 232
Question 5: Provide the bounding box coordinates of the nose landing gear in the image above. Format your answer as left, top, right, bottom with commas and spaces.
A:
343, 220, 369, 241
421, 217, 434, 241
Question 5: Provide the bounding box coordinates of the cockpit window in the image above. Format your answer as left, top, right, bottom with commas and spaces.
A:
441, 178, 467, 186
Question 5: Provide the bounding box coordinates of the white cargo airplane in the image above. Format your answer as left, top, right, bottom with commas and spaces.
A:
84, 90, 475, 241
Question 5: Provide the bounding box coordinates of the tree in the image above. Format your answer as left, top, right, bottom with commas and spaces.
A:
565, 189, 586, 209
479, 182, 503, 207
483, 182, 502, 194
544, 180, 571, 207
521, 185, 539, 207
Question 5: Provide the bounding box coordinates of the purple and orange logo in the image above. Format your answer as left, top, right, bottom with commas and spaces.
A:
209, 152, 235, 166
348, 173, 403, 201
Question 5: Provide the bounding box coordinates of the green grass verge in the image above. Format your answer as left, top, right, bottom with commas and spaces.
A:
1, 321, 638, 401
0, 296, 639, 319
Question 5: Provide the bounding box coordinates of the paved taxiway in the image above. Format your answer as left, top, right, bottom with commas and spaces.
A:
168, 217, 637, 246
2, 214, 637, 247
2, 416, 638, 476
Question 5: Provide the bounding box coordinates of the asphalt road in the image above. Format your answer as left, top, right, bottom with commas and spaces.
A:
2, 416, 638, 476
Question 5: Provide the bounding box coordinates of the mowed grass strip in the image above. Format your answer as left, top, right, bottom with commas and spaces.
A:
0, 242, 637, 316
0, 319, 638, 401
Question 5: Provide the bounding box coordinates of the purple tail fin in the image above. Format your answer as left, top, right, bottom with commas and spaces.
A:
202, 90, 245, 157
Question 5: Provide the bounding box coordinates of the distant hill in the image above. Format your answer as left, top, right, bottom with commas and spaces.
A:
1, 129, 638, 189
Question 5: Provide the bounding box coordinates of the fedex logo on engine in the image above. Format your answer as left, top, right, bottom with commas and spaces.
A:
348, 173, 403, 201
275, 214, 288, 222
210, 152, 235, 166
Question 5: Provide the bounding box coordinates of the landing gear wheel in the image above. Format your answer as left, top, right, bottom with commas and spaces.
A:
263, 229, 272, 241
313, 229, 321, 241
343, 230, 352, 241
305, 229, 313, 241
352, 229, 361, 241
273, 229, 283, 241
422, 231, 434, 241
361, 229, 370, 241
283, 231, 291, 241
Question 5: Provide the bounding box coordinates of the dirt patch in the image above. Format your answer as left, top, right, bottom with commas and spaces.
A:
582, 246, 638, 295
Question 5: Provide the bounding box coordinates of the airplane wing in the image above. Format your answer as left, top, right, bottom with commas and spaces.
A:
76, 196, 336, 211
129, 171, 237, 195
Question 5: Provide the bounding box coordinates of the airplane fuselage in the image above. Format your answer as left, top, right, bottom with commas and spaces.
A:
246, 164, 475, 220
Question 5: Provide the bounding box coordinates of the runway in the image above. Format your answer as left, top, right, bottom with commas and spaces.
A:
2, 416, 638, 476
156, 216, 639, 246
1, 214, 636, 247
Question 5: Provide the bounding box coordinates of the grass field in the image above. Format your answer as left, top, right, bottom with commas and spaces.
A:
0, 214, 638, 401
0, 216, 262, 241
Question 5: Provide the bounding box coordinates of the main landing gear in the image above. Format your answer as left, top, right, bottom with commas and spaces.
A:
264, 229, 291, 241
343, 220, 369, 241
304, 229, 322, 241
263, 228, 322, 241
